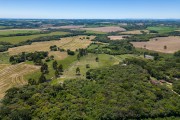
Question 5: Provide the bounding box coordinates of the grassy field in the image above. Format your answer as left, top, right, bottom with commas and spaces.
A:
58, 54, 120, 81
0, 26, 8, 29
0, 31, 70, 44
24, 53, 78, 81
8, 35, 95, 55
147, 26, 178, 33
0, 29, 40, 35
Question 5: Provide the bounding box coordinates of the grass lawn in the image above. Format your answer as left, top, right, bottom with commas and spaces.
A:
147, 26, 178, 33
0, 31, 70, 44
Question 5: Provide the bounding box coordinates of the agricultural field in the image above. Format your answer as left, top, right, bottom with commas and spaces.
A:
0, 64, 10, 70
0, 63, 40, 99
0, 31, 70, 44
131, 36, 180, 53
8, 35, 95, 55
0, 26, 8, 29
108, 35, 130, 40
120, 30, 149, 35
85, 30, 107, 34
81, 26, 126, 33
49, 25, 84, 29
147, 26, 178, 33
0, 29, 41, 35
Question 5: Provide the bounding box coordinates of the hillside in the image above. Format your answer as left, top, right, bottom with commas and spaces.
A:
0, 65, 180, 119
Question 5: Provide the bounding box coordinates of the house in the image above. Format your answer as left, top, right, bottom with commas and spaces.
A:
145, 55, 154, 60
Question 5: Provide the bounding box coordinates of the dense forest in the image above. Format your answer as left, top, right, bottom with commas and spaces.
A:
0, 65, 180, 119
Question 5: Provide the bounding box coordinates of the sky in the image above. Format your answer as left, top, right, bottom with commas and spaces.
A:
0, 0, 180, 19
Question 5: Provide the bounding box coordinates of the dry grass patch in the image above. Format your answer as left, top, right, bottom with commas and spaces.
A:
131, 36, 180, 53
49, 51, 68, 60
8, 36, 95, 55
0, 63, 40, 99
50, 25, 84, 29
121, 30, 149, 35
0, 64, 10, 70
108, 35, 130, 40
81, 26, 126, 33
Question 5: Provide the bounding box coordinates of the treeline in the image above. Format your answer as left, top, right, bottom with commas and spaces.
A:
88, 40, 135, 55
92, 35, 111, 43
9, 51, 48, 65
1, 65, 180, 119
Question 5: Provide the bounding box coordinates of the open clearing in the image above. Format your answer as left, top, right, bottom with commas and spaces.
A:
8, 35, 95, 55
81, 26, 126, 33
0, 31, 70, 44
108, 35, 130, 40
0, 29, 41, 35
131, 36, 180, 53
59, 54, 120, 80
121, 30, 149, 35
0, 63, 40, 99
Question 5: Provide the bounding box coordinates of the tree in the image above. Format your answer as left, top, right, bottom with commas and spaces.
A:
86, 71, 91, 79
76, 67, 80, 75
28, 78, 36, 85
38, 74, 46, 83
58, 64, 63, 73
96, 57, 99, 62
86, 64, 90, 68
77, 54, 80, 60
41, 63, 49, 74
55, 70, 60, 78
164, 45, 167, 50
9, 56, 15, 63
53, 61, 58, 70
67, 49, 75, 55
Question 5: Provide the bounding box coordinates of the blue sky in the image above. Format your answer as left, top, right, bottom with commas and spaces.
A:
0, 0, 180, 19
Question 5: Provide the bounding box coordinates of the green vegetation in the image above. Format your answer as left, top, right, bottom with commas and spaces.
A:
88, 41, 135, 55
25, 53, 78, 81
125, 56, 180, 82
0, 31, 69, 44
9, 51, 48, 65
61, 53, 119, 80
1, 19, 180, 120
0, 26, 8, 29
0, 29, 40, 36
147, 26, 178, 33
85, 30, 106, 34
1, 65, 180, 119
0, 53, 10, 64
